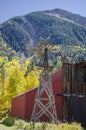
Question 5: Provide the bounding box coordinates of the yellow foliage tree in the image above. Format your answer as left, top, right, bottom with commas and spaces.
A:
25, 70, 39, 90
0, 57, 40, 117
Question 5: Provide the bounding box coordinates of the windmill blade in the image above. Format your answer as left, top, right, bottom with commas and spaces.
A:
25, 44, 37, 57
48, 51, 56, 59
25, 45, 36, 53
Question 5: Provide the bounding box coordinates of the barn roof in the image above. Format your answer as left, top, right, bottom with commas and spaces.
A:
13, 69, 62, 99
62, 60, 86, 65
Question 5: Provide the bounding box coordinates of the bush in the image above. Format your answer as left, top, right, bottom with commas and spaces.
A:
2, 116, 16, 126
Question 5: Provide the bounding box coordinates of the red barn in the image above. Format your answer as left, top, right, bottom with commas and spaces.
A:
11, 70, 63, 121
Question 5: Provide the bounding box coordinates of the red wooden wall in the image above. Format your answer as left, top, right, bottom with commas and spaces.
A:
11, 94, 26, 119
52, 70, 62, 120
11, 70, 62, 121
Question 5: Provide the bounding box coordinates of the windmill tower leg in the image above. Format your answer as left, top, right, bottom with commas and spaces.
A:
31, 76, 58, 123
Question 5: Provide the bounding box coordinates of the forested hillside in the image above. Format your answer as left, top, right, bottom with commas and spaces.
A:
0, 9, 86, 56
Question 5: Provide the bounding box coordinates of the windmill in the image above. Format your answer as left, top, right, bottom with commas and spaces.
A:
31, 39, 58, 123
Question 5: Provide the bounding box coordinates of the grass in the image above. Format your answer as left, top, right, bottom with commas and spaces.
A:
0, 124, 16, 130
0, 116, 84, 130
0, 122, 84, 130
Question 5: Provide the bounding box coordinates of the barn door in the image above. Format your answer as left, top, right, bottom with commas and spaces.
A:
69, 97, 86, 127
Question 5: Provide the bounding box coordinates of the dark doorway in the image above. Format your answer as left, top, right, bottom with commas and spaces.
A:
70, 97, 86, 127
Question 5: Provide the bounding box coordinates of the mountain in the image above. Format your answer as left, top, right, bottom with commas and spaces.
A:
0, 8, 86, 56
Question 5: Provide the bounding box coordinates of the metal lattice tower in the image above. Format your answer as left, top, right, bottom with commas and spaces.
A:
31, 40, 58, 123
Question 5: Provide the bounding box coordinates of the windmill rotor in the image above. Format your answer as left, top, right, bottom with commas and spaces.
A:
25, 38, 57, 73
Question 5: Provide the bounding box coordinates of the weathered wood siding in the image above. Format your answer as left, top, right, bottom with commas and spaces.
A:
62, 61, 86, 122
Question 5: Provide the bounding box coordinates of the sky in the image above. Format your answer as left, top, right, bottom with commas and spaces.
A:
0, 0, 86, 24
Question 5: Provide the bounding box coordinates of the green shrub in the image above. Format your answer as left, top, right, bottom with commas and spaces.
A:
2, 116, 16, 126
